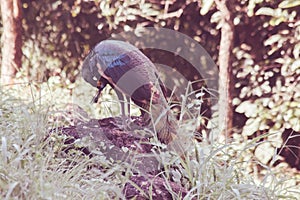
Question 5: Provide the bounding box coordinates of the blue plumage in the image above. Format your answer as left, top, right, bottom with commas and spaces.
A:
108, 54, 131, 69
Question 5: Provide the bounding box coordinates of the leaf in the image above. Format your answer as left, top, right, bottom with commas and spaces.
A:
290, 118, 300, 132
279, 0, 300, 9
210, 11, 221, 23
195, 92, 205, 98
242, 118, 260, 136
264, 34, 281, 46
283, 109, 293, 122
293, 43, 300, 59
255, 142, 274, 164
237, 101, 258, 117
268, 132, 283, 148
270, 17, 285, 26
247, 0, 264, 17
255, 7, 275, 16
200, 0, 214, 15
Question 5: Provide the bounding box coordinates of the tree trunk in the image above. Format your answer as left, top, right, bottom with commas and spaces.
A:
0, 0, 22, 85
215, 0, 234, 140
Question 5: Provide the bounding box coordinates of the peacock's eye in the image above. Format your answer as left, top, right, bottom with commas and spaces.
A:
97, 80, 102, 88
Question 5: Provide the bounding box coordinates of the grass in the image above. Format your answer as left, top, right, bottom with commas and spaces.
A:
0, 79, 299, 199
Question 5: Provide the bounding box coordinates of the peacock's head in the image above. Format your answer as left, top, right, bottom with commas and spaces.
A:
81, 49, 108, 103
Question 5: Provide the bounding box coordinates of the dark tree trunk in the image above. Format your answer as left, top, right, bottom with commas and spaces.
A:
215, 0, 234, 139
0, 0, 22, 85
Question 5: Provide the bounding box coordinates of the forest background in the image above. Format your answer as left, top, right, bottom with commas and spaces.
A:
0, 0, 299, 199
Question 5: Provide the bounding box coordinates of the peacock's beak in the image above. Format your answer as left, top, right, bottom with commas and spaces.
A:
91, 89, 102, 103
91, 79, 106, 104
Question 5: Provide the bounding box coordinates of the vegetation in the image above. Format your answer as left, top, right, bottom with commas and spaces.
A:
1, 84, 299, 199
0, 0, 299, 199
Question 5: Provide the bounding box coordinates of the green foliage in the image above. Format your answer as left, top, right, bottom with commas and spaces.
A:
232, 0, 300, 164
22, 0, 99, 81
21, 0, 168, 82
21, 0, 217, 82
0, 83, 126, 199
197, 0, 300, 165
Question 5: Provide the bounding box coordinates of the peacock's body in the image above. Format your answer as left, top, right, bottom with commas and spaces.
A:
82, 40, 177, 144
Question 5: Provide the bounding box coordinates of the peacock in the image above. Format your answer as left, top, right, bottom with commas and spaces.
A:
81, 40, 178, 144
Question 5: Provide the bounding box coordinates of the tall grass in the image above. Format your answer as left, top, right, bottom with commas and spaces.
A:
0, 80, 299, 199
